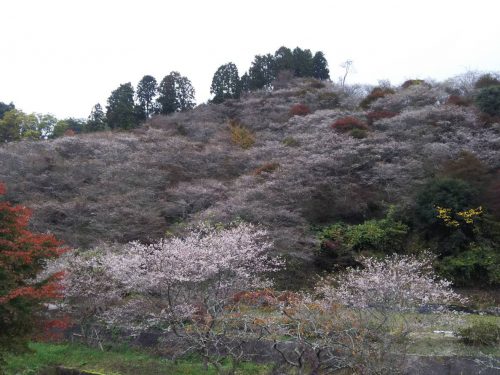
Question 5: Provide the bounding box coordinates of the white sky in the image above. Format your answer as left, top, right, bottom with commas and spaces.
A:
1, 0, 499, 119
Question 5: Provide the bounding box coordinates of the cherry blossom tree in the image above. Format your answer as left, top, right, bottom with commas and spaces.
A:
316, 253, 465, 312
59, 222, 282, 372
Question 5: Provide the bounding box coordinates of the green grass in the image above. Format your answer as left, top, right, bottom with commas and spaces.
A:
3, 342, 270, 375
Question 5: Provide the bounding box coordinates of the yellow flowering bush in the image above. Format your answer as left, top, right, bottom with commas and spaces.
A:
435, 205, 482, 227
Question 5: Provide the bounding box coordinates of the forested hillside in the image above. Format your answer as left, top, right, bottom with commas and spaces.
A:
1, 74, 499, 288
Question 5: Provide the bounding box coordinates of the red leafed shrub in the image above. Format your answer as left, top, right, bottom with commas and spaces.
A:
366, 110, 398, 125
360, 87, 395, 109
331, 116, 368, 132
0, 182, 66, 356
35, 315, 72, 342
290, 104, 311, 116
252, 162, 280, 176
446, 95, 472, 107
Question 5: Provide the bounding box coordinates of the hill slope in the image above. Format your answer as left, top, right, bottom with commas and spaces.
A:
0, 79, 498, 278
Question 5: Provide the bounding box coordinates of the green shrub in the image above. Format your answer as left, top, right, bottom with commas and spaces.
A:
282, 137, 300, 147
350, 128, 367, 139
438, 244, 500, 286
458, 321, 500, 346
414, 178, 481, 259
415, 178, 479, 227
318, 92, 339, 109
319, 207, 409, 255
475, 86, 500, 116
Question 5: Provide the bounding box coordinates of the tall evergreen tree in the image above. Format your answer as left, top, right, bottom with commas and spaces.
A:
106, 83, 139, 130
210, 63, 240, 104
86, 103, 107, 132
248, 54, 276, 91
274, 46, 294, 73
292, 47, 314, 77
136, 75, 157, 118
157, 72, 196, 115
240, 72, 251, 94
157, 74, 177, 115
176, 75, 196, 112
312, 51, 330, 80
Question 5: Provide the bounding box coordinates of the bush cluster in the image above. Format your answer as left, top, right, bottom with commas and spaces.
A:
317, 209, 409, 269
331, 116, 368, 133
229, 120, 255, 149
289, 104, 311, 116
366, 110, 398, 125
475, 86, 500, 117
252, 162, 280, 176
360, 87, 395, 109
401, 79, 429, 89
446, 95, 472, 107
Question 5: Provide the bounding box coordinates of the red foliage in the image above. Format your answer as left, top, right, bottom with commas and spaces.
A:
331, 116, 368, 132
1, 182, 67, 344
290, 104, 311, 116
35, 315, 72, 342
446, 95, 471, 107
252, 162, 280, 176
366, 110, 398, 125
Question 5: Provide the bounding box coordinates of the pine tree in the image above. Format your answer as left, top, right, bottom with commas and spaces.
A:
274, 46, 294, 73
136, 75, 158, 118
86, 104, 107, 132
248, 54, 276, 90
106, 83, 139, 130
210, 63, 240, 104
157, 72, 196, 115
292, 47, 314, 77
313, 51, 330, 80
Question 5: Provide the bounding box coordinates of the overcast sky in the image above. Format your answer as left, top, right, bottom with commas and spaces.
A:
1, 0, 499, 119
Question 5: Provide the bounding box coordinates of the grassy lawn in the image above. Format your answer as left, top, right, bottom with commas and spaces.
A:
3, 342, 270, 375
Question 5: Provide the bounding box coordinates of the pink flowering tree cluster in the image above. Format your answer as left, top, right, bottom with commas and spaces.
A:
316, 253, 465, 312
267, 253, 466, 374
58, 222, 283, 371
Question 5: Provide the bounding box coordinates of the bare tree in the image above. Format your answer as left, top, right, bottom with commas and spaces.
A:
340, 60, 353, 88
